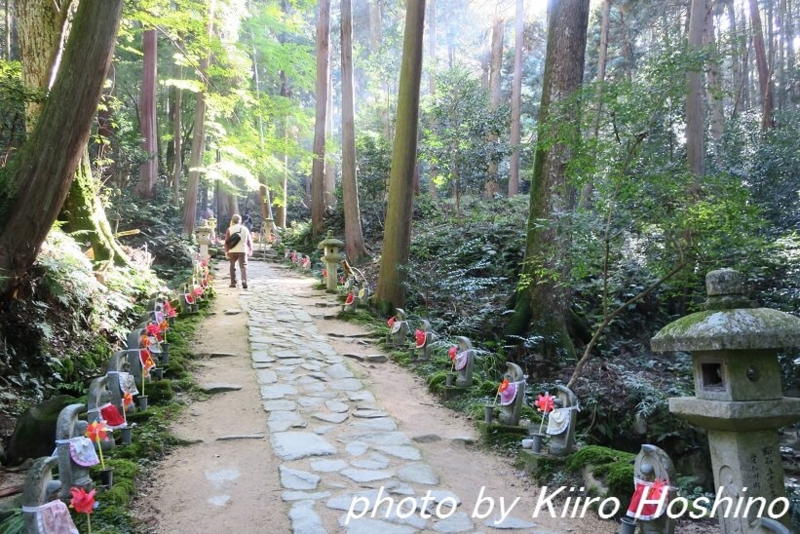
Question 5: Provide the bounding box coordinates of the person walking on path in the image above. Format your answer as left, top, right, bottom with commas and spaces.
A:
223, 214, 252, 289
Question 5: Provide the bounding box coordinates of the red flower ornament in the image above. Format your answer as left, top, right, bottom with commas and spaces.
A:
535, 392, 555, 414
70, 487, 96, 514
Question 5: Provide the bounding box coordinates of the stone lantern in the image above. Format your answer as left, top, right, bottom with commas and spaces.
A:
196, 222, 213, 260
317, 231, 344, 292
651, 269, 800, 533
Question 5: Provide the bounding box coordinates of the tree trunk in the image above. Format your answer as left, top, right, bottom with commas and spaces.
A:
63, 147, 131, 265
172, 75, 183, 206
707, 0, 725, 146
137, 29, 158, 199
508, 0, 524, 197
311, 0, 330, 237
485, 5, 504, 198
324, 60, 336, 209
750, 0, 775, 129
341, 0, 368, 263
182, 0, 215, 236
505, 0, 590, 363
687, 0, 706, 179
374, 0, 425, 315
369, 0, 382, 54
579, 0, 610, 207
4, 0, 11, 60
17, 0, 74, 129
0, 0, 123, 295
427, 0, 438, 198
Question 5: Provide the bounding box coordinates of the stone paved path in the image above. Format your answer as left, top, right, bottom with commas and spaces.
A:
239, 260, 543, 534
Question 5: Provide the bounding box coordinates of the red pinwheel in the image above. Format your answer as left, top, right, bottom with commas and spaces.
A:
85, 420, 109, 470
70, 487, 96, 515
535, 392, 556, 435
449, 346, 457, 361
146, 322, 162, 342
415, 329, 426, 348
535, 392, 555, 414
193, 285, 203, 297
70, 486, 96, 533
498, 378, 510, 393
164, 301, 177, 318
322, 268, 328, 279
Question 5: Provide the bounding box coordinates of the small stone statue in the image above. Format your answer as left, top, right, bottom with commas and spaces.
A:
106, 351, 137, 419
453, 336, 475, 387
625, 444, 676, 534
87, 376, 126, 431
356, 282, 370, 307
302, 255, 311, 270
546, 385, 579, 455
22, 456, 78, 534
412, 320, 437, 361
386, 308, 410, 347
125, 327, 155, 384
499, 362, 526, 426
54, 403, 97, 502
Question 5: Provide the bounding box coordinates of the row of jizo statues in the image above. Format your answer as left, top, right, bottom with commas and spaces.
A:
20, 258, 211, 533
284, 254, 797, 533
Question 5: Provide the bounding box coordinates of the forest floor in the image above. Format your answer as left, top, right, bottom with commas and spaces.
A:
129, 257, 717, 534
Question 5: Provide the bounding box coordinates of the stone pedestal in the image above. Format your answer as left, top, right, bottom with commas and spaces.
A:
196, 225, 212, 260
652, 269, 800, 533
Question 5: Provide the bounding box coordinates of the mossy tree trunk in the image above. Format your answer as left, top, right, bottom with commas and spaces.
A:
19, 0, 129, 267
374, 0, 425, 315
505, 0, 590, 362
0, 0, 124, 294
311, 0, 330, 237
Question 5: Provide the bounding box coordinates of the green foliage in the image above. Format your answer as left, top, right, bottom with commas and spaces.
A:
0, 509, 23, 534
566, 445, 636, 508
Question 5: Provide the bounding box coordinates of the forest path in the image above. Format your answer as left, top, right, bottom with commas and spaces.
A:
135, 258, 612, 534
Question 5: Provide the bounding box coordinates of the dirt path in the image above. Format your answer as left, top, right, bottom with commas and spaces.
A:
133, 258, 709, 534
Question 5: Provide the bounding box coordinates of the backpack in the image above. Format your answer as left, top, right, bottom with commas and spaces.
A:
225, 229, 242, 249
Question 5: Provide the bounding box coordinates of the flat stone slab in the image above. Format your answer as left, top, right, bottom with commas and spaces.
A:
215, 433, 266, 441
345, 441, 369, 456
263, 400, 297, 412
351, 453, 390, 470
256, 370, 278, 384
312, 412, 349, 424
260, 384, 298, 399
412, 434, 441, 443
280, 465, 321, 490
396, 464, 439, 485
310, 459, 349, 472
449, 436, 476, 446
282, 491, 331, 502
338, 432, 411, 446
326, 400, 350, 413
272, 432, 337, 460
347, 391, 376, 403
340, 468, 393, 483
269, 410, 306, 432
199, 383, 243, 393
251, 352, 276, 364
223, 309, 243, 315
326, 490, 383, 512
430, 512, 474, 533
353, 409, 389, 419
289, 500, 326, 534
325, 363, 355, 379
329, 378, 364, 391
349, 418, 398, 431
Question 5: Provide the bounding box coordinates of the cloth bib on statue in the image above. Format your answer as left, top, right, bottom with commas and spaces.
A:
54, 436, 100, 467
455, 351, 469, 371
546, 407, 571, 435
98, 403, 126, 428
391, 321, 403, 334
22, 500, 79, 534
499, 381, 523, 405
626, 478, 668, 520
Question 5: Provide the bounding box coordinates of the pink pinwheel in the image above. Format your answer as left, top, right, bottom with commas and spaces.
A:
535, 392, 556, 434
70, 487, 96, 533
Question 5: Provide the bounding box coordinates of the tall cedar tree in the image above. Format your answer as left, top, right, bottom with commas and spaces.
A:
374, 0, 426, 314
340, 0, 368, 263
0, 0, 123, 295
311, 0, 330, 237
504, 0, 590, 361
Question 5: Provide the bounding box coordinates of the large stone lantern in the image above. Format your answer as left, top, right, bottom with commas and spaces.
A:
195, 223, 213, 260
651, 269, 800, 533
317, 231, 344, 292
